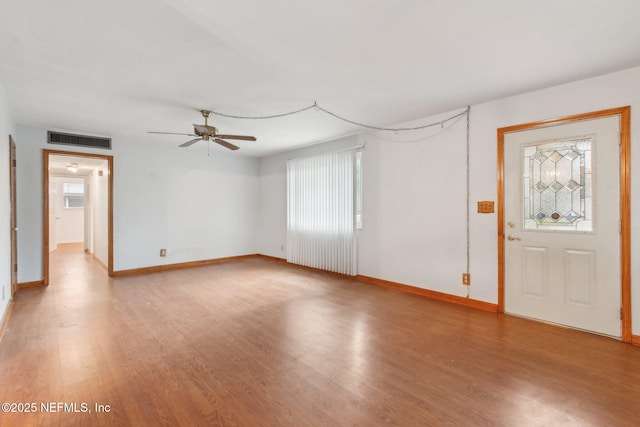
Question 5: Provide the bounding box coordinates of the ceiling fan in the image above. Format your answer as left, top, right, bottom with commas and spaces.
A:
148, 110, 256, 150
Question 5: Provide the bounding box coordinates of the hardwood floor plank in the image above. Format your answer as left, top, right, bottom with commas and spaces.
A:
0, 245, 639, 426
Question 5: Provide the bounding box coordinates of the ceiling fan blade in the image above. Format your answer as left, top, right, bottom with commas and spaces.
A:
216, 134, 257, 141
148, 131, 197, 136
214, 138, 240, 151
179, 138, 202, 147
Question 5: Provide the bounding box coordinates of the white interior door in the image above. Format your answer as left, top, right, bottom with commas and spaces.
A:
84, 177, 93, 253
504, 115, 621, 337
49, 177, 59, 252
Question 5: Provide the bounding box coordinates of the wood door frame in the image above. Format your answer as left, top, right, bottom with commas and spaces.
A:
497, 106, 631, 342
9, 136, 17, 297
43, 149, 114, 284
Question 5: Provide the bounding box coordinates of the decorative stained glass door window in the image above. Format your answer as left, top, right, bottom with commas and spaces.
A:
522, 136, 593, 232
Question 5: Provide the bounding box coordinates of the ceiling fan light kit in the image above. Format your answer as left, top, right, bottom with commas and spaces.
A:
148, 109, 257, 151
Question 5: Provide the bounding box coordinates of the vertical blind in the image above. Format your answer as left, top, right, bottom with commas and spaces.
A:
287, 149, 357, 275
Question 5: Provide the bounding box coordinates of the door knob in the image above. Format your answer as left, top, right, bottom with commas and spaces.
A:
507, 234, 521, 241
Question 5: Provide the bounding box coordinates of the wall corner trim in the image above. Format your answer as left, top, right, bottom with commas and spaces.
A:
255, 254, 287, 263
111, 254, 261, 277
355, 275, 499, 312
253, 256, 498, 312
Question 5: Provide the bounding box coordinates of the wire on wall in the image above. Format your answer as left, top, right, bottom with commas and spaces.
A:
209, 102, 468, 133
209, 103, 318, 120
465, 106, 471, 298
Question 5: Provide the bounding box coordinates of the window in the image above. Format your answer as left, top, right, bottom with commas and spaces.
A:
286, 149, 360, 275
355, 150, 363, 229
522, 137, 592, 232
63, 182, 85, 208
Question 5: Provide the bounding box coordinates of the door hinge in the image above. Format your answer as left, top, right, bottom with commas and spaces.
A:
620, 308, 624, 320
14, 264, 17, 273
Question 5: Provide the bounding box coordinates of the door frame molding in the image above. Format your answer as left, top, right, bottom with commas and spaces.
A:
9, 136, 17, 297
43, 149, 114, 284
497, 106, 631, 342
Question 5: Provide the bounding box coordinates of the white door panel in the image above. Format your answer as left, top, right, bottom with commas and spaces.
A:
49, 178, 58, 252
504, 115, 620, 337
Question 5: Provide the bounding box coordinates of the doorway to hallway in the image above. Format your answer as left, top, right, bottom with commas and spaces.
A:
44, 150, 114, 285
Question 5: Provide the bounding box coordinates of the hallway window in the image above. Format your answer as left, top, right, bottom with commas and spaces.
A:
63, 182, 85, 208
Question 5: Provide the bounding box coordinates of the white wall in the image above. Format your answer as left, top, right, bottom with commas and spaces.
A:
114, 138, 259, 270
356, 115, 468, 292
258, 65, 640, 334
0, 81, 15, 322
50, 176, 85, 244
15, 124, 260, 278
258, 118, 469, 294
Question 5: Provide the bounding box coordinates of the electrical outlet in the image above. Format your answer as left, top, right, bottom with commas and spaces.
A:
280, 245, 285, 251
462, 273, 471, 286
160, 249, 167, 257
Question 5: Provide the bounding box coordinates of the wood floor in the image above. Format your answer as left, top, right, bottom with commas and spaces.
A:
1, 244, 639, 426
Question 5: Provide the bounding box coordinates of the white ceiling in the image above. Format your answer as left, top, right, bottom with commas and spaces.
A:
49, 154, 107, 176
2, 0, 640, 157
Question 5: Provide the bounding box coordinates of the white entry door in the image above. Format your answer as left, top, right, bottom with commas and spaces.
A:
504, 115, 621, 337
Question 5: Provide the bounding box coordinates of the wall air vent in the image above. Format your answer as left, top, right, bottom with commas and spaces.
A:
47, 131, 111, 150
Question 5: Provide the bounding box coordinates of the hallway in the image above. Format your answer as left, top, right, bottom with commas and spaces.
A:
50, 243, 107, 286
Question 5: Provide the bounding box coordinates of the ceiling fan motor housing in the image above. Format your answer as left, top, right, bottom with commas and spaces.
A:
149, 109, 255, 149
194, 125, 217, 137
